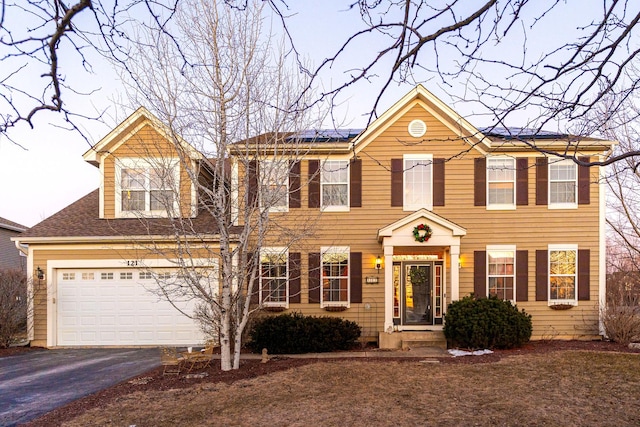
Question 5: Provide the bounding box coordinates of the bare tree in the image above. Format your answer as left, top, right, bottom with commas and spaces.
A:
114, 0, 324, 371
0, 269, 45, 348
5, 1, 640, 169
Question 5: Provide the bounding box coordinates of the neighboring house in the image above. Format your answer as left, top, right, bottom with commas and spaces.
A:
14, 85, 614, 348
0, 216, 27, 271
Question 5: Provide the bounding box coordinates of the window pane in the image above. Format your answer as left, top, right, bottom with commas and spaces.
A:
122, 169, 145, 190
322, 251, 349, 303
261, 251, 287, 303
550, 276, 576, 299
487, 158, 515, 205
122, 190, 145, 211
404, 158, 432, 207
550, 182, 575, 204
488, 250, 515, 301
150, 190, 174, 211
321, 161, 348, 208
550, 250, 576, 275
261, 161, 289, 209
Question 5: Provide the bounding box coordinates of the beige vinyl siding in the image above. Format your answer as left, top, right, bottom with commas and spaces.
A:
104, 125, 194, 218
251, 103, 603, 340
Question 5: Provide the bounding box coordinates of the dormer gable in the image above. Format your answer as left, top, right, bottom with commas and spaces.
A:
83, 107, 208, 219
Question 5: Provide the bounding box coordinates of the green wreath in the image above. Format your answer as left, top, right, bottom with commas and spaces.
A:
412, 223, 433, 242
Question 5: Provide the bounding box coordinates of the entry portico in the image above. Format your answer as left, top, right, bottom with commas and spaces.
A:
378, 209, 466, 339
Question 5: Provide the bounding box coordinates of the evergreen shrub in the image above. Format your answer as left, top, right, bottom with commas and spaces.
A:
444, 295, 532, 350
248, 312, 361, 354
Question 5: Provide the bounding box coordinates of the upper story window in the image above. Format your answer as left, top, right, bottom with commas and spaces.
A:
487, 247, 515, 302
321, 246, 350, 307
549, 159, 577, 208
115, 159, 180, 218
321, 160, 349, 211
549, 246, 577, 304
260, 248, 288, 306
487, 157, 516, 209
404, 154, 433, 211
260, 161, 289, 212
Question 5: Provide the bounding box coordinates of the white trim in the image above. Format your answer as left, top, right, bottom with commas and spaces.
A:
486, 156, 516, 210
547, 244, 579, 306
320, 160, 350, 212
403, 154, 433, 211
320, 246, 350, 308
99, 161, 105, 218
259, 247, 289, 308
598, 160, 607, 335
114, 157, 181, 218
548, 159, 578, 209
46, 258, 216, 347
486, 245, 517, 303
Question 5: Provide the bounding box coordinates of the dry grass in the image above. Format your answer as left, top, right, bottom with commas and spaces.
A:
64, 351, 640, 427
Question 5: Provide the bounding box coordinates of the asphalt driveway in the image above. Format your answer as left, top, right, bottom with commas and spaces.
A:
0, 348, 161, 426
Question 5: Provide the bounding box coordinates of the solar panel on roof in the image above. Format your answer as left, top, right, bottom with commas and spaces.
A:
479, 127, 567, 139
287, 129, 364, 142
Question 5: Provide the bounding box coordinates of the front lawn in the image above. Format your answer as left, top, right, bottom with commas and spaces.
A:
50, 350, 640, 426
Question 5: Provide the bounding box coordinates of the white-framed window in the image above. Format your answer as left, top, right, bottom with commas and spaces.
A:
487, 157, 516, 209
549, 159, 577, 208
487, 246, 516, 302
81, 272, 94, 281
259, 247, 288, 307
62, 272, 75, 281
260, 160, 289, 212
321, 160, 349, 211
120, 272, 133, 280
115, 158, 180, 218
403, 154, 433, 211
101, 272, 114, 280
549, 245, 578, 305
321, 246, 350, 307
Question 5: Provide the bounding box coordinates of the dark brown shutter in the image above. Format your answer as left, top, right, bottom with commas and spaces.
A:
350, 159, 362, 208
289, 252, 301, 303
289, 161, 301, 209
536, 158, 548, 205
308, 160, 320, 208
578, 249, 590, 300
516, 158, 529, 206
474, 251, 486, 298
308, 252, 320, 303
248, 160, 258, 208
578, 156, 591, 205
474, 157, 486, 206
516, 250, 528, 302
433, 158, 445, 206
391, 158, 403, 207
536, 250, 548, 301
350, 252, 362, 303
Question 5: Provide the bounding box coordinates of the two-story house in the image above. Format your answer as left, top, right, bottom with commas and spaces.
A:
15, 85, 613, 349
0, 216, 27, 272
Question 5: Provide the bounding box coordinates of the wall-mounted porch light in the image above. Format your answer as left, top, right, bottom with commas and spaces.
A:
36, 266, 45, 280
375, 255, 382, 271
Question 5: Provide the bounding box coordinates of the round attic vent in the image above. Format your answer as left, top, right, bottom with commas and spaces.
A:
408, 119, 427, 138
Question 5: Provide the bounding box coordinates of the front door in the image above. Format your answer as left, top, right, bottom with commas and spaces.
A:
403, 263, 432, 325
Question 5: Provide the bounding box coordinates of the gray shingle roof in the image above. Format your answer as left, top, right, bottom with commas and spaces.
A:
20, 190, 223, 239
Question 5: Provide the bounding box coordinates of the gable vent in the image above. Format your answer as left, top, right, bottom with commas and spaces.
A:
408, 119, 427, 138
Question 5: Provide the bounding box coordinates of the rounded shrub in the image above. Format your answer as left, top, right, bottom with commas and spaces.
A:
443, 295, 532, 350
247, 312, 361, 354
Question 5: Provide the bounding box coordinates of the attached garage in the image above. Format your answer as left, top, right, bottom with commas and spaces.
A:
56, 268, 205, 346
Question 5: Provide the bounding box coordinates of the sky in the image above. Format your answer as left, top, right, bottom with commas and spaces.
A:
0, 1, 626, 228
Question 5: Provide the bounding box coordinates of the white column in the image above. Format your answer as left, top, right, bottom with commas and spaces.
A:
383, 244, 394, 332
450, 245, 460, 302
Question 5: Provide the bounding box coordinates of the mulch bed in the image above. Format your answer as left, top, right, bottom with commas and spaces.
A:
2, 340, 638, 427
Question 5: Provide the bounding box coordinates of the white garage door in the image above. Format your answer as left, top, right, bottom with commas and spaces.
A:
57, 269, 205, 346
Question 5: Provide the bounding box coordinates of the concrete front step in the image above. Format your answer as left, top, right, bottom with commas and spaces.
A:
379, 330, 448, 350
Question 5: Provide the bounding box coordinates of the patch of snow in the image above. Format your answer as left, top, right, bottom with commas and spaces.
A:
447, 349, 494, 357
